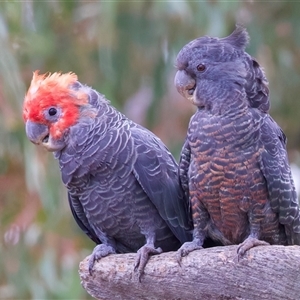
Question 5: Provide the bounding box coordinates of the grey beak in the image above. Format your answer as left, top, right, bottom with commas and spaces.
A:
25, 120, 49, 144
174, 70, 196, 96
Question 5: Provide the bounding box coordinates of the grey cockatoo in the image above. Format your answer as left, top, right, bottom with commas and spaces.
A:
23, 71, 192, 279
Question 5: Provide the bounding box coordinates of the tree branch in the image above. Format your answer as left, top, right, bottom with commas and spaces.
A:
79, 245, 300, 300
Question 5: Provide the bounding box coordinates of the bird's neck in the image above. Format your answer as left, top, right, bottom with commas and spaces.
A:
199, 88, 248, 117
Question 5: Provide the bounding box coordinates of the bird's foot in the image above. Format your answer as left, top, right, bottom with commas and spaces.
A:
176, 240, 203, 265
134, 244, 163, 281
88, 244, 116, 275
237, 237, 269, 260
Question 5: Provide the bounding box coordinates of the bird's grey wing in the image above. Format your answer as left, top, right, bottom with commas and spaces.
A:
68, 193, 101, 244
244, 56, 270, 113
259, 114, 300, 244
131, 126, 192, 243
179, 137, 191, 204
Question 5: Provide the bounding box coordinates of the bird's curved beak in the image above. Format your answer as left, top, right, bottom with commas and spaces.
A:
25, 120, 49, 145
174, 70, 196, 103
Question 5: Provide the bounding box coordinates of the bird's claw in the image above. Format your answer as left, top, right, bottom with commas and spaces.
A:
88, 244, 116, 275
237, 237, 269, 260
176, 241, 203, 266
134, 245, 163, 282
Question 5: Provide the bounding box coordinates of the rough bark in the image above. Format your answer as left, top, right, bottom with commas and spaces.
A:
79, 245, 300, 300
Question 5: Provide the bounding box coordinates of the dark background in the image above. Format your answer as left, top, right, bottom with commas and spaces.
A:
1, 2, 300, 299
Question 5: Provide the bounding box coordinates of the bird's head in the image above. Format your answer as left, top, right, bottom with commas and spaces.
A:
174, 26, 269, 112
23, 71, 94, 152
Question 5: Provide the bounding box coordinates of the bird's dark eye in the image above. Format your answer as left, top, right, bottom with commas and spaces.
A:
197, 64, 206, 72
48, 107, 57, 116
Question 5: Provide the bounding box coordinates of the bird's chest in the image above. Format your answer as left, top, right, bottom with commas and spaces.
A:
187, 115, 263, 241
69, 173, 138, 232
68, 172, 158, 245
188, 115, 259, 168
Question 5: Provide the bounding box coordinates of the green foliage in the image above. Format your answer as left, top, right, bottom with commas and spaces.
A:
1, 1, 300, 299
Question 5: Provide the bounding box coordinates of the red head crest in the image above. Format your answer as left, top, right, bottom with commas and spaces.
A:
23, 71, 88, 139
